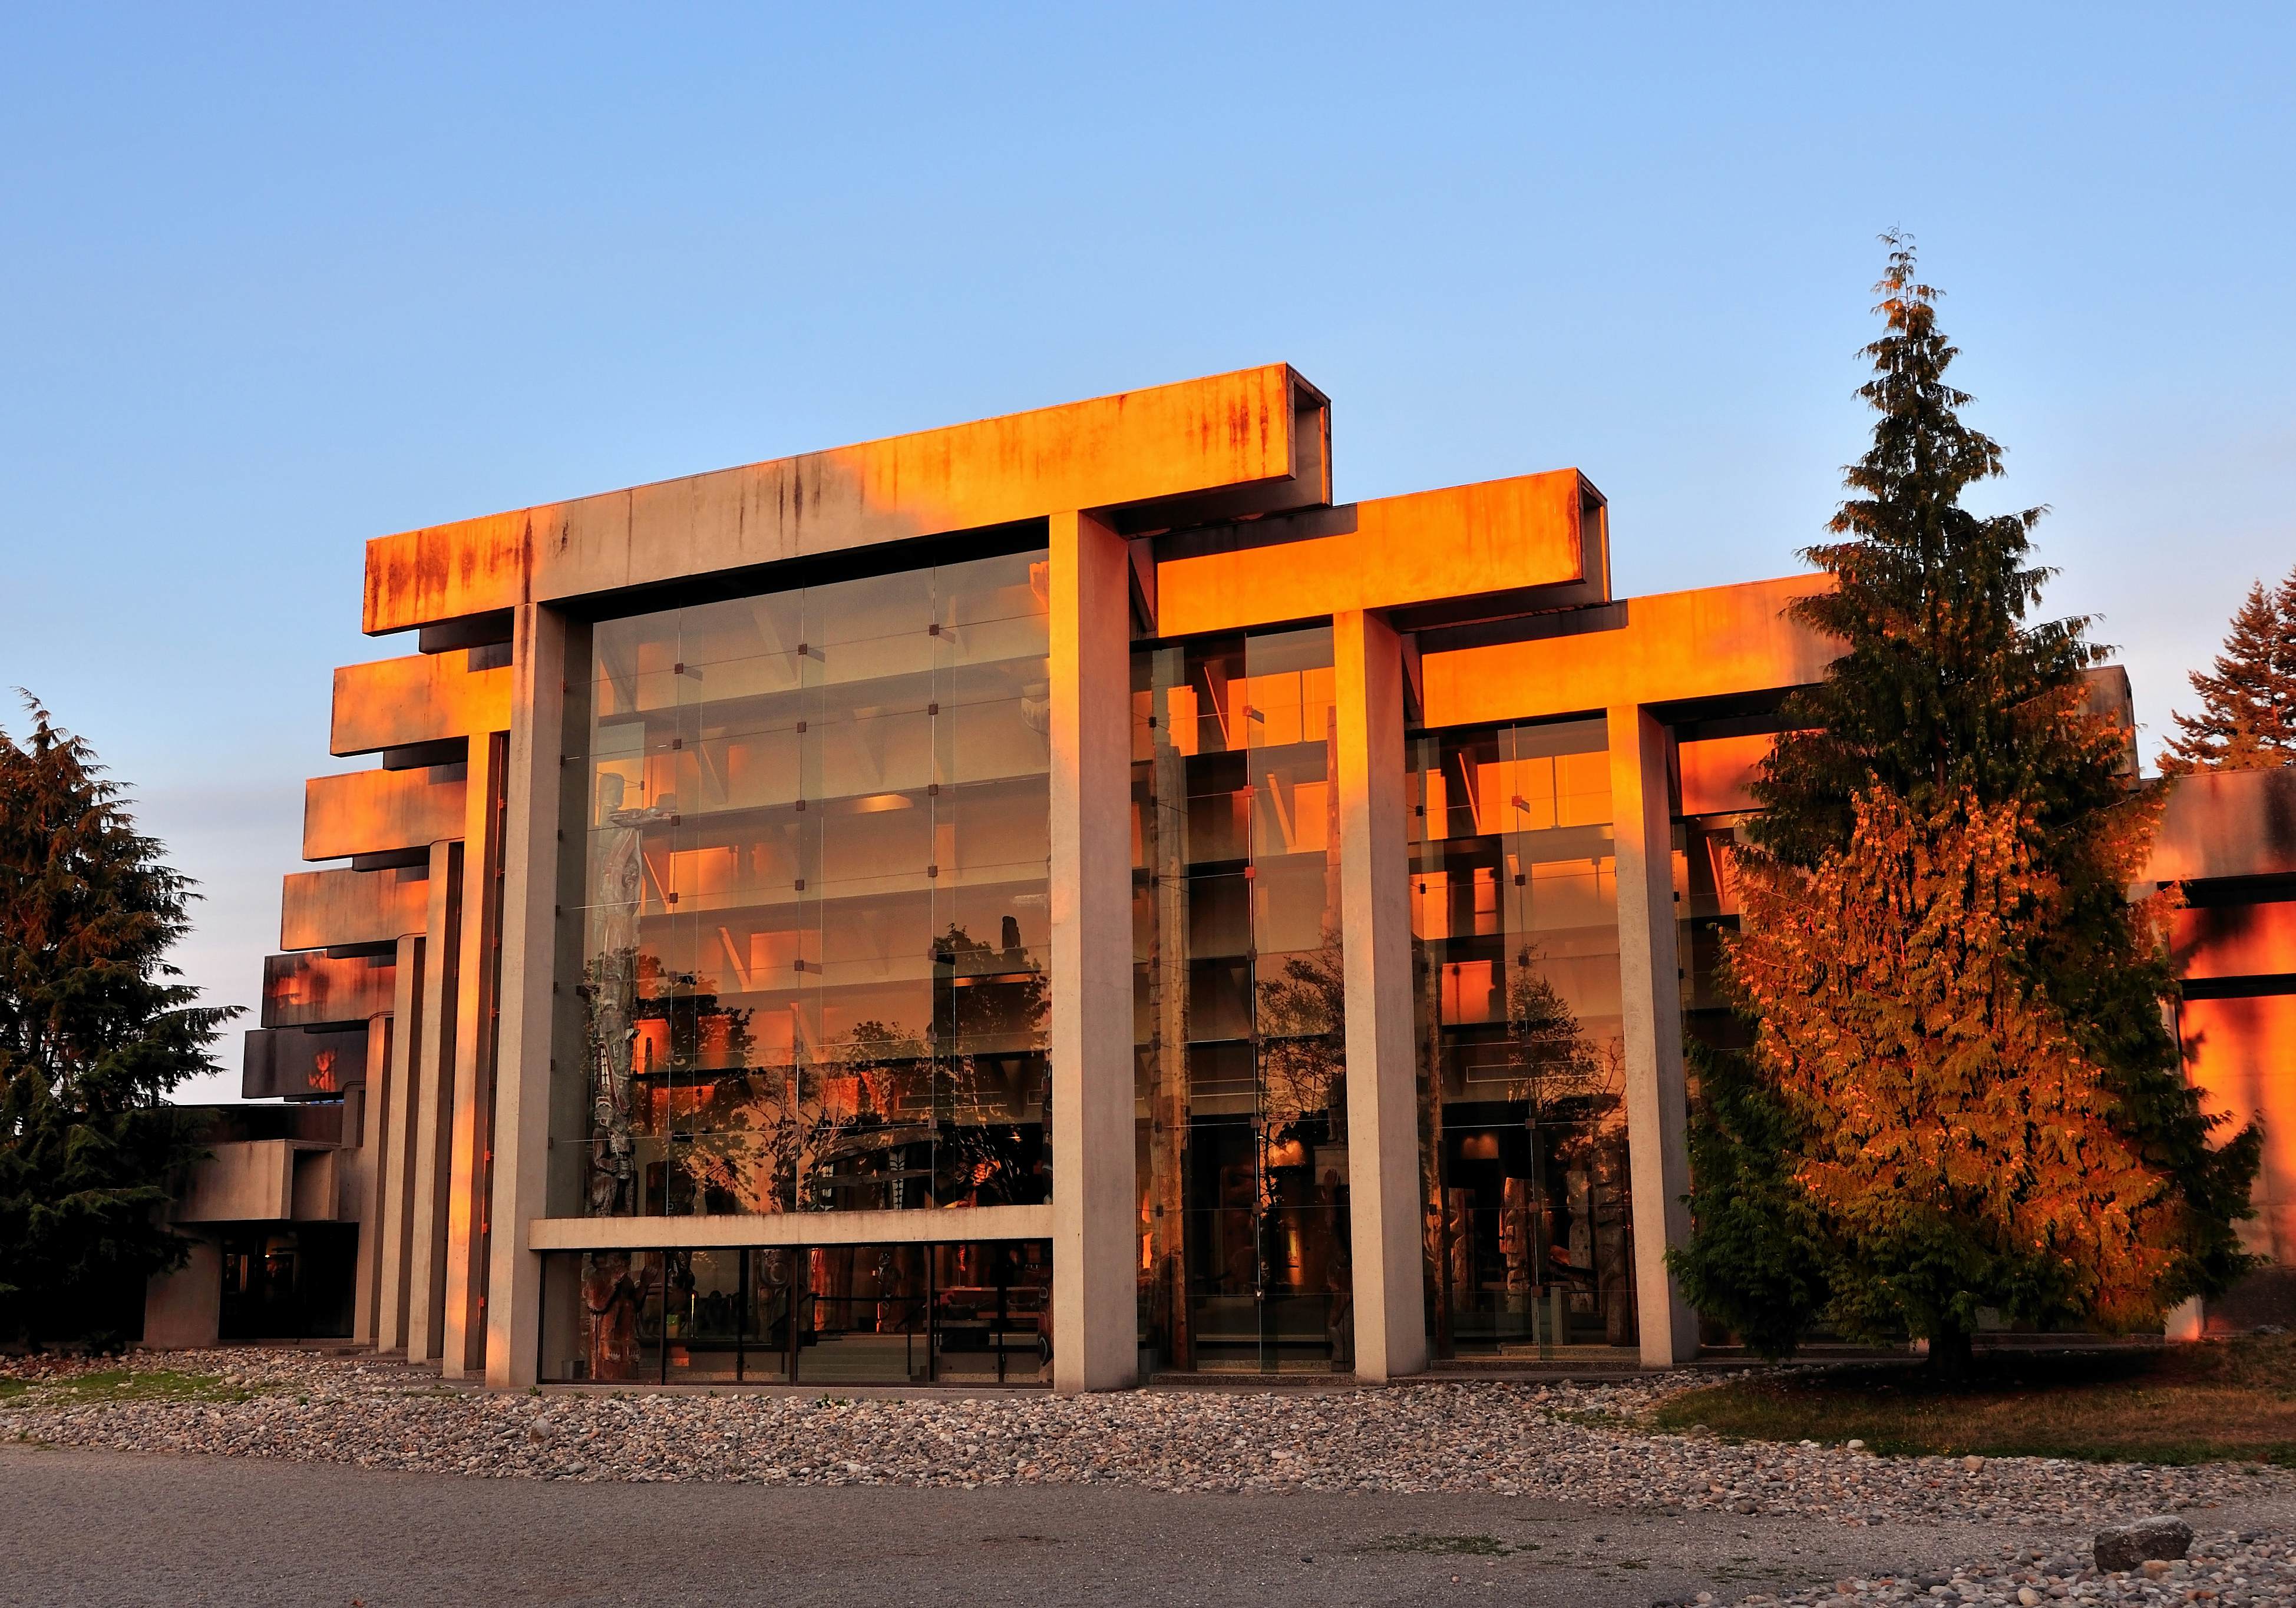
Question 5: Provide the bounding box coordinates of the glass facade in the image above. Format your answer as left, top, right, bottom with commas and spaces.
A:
539, 554, 1672, 1381
1409, 718, 1638, 1358
1132, 626, 1352, 1373
553, 550, 1053, 1220
1679, 817, 1748, 1054
538, 1239, 1052, 1384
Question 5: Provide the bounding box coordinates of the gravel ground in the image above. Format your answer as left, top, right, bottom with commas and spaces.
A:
6, 1348, 2294, 1603
1730, 1531, 2296, 1605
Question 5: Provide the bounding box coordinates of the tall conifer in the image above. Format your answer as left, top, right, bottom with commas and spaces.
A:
2159, 567, 2296, 773
1671, 238, 2260, 1374
0, 698, 233, 1344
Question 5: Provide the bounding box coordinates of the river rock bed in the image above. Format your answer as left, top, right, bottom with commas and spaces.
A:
1709, 1530, 2296, 1604
2, 1347, 2284, 1537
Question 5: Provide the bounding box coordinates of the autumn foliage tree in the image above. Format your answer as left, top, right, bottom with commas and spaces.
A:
1729, 789, 2202, 1357
2159, 567, 2296, 775
1671, 237, 2261, 1375
0, 699, 233, 1344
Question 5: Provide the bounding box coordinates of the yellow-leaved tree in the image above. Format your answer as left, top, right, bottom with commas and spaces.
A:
1729, 787, 2191, 1359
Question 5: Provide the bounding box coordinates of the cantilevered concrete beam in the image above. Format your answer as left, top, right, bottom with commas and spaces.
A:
1420, 575, 1835, 727
1155, 471, 1602, 638
332, 651, 513, 757
303, 767, 468, 863
259, 951, 398, 1029
365, 366, 1331, 636
279, 866, 430, 953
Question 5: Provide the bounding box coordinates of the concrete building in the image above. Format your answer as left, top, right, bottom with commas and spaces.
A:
2144, 766, 2296, 1329
144, 366, 2296, 1382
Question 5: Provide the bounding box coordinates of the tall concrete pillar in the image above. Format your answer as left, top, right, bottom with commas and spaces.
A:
404, 838, 460, 1364
485, 603, 568, 1388
1333, 608, 1428, 1381
1048, 508, 1138, 1393
1607, 702, 1699, 1367
350, 1014, 392, 1345
373, 931, 423, 1353
442, 733, 503, 1378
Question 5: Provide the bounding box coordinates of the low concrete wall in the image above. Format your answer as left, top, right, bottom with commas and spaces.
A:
144, 1237, 221, 1349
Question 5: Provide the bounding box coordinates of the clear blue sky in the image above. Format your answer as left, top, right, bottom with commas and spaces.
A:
5, 5, 2291, 1101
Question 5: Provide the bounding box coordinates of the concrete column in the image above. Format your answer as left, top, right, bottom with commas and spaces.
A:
1607, 702, 1699, 1367
1333, 608, 1428, 1381
1048, 508, 1138, 1392
1147, 651, 1192, 1370
404, 838, 460, 1364
485, 603, 568, 1388
373, 931, 423, 1353
350, 1015, 391, 1345
442, 733, 503, 1378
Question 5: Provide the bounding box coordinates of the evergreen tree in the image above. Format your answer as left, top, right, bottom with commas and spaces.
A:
1670, 237, 2261, 1375
0, 697, 233, 1344
2159, 567, 2296, 773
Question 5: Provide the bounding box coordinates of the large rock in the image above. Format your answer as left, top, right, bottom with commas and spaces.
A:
2093, 1515, 2193, 1571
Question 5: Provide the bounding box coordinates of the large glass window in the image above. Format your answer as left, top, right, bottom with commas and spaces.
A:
1410, 719, 1637, 1358
1679, 817, 1749, 1053
1133, 626, 1351, 1374
554, 550, 1052, 1220
537, 1239, 1050, 1385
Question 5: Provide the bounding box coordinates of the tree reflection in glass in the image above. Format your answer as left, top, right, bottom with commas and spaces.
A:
1252, 928, 1351, 1365
586, 921, 1050, 1217
576, 772, 672, 1217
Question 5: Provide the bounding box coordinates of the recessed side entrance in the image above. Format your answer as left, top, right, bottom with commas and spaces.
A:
217, 1225, 359, 1342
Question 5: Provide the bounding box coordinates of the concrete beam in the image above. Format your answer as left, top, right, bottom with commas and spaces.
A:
1047, 509, 1138, 1392
332, 650, 513, 756
242, 1024, 369, 1100
1422, 575, 1836, 729
1333, 608, 1428, 1382
304, 766, 468, 863
1157, 472, 1596, 638
279, 865, 430, 952
526, 1204, 1056, 1252
259, 950, 396, 1029
174, 1142, 295, 1222
2146, 767, 2296, 884
364, 366, 1329, 636
2174, 901, 2296, 981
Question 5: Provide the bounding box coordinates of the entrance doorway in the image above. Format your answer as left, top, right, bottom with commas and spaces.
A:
217, 1226, 357, 1340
